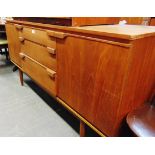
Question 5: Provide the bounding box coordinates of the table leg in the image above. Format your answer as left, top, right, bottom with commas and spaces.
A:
80, 120, 86, 137
19, 69, 24, 86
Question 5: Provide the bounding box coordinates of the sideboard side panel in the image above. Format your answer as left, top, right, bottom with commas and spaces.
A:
5, 23, 21, 67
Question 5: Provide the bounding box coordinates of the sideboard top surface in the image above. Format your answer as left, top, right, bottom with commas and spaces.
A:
7, 20, 155, 40
74, 24, 155, 40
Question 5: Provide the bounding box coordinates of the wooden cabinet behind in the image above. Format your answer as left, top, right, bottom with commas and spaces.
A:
5, 23, 21, 67
13, 17, 152, 27
150, 18, 155, 26
72, 17, 119, 26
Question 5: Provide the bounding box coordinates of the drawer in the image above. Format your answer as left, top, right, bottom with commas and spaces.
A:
21, 40, 56, 71
20, 54, 56, 96
19, 27, 56, 48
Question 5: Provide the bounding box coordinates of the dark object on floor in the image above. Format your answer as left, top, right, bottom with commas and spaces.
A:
117, 118, 135, 137
12, 66, 18, 72
126, 88, 155, 137
0, 39, 9, 60
0, 24, 9, 61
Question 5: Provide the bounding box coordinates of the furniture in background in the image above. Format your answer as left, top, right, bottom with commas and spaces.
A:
126, 87, 155, 137
0, 23, 8, 60
72, 17, 151, 26
5, 18, 155, 137
13, 17, 155, 26
13, 17, 120, 26
149, 17, 155, 26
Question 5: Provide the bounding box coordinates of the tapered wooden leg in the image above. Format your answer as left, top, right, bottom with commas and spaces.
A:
80, 120, 86, 137
19, 69, 24, 86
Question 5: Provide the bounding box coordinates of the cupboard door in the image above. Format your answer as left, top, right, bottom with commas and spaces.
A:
5, 23, 21, 67
57, 36, 130, 136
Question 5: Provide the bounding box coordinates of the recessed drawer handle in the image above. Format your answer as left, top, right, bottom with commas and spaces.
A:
19, 53, 25, 59
47, 47, 56, 55
19, 37, 25, 42
15, 24, 23, 30
46, 68, 56, 79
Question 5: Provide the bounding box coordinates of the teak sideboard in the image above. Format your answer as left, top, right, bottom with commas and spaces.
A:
5, 20, 155, 136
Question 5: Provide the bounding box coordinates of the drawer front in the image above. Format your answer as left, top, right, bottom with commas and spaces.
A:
19, 27, 56, 48
21, 54, 56, 96
21, 40, 56, 71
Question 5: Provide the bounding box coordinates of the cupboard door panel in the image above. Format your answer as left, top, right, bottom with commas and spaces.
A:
57, 36, 130, 136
